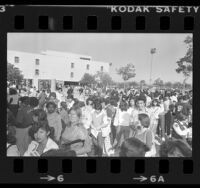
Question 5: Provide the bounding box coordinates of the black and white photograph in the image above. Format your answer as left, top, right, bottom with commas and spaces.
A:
7, 33, 193, 157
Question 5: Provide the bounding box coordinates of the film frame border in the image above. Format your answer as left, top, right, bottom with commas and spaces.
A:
0, 4, 199, 184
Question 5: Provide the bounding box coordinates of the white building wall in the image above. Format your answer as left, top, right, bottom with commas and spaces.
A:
7, 50, 110, 88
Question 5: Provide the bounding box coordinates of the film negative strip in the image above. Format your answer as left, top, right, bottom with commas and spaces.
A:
0, 3, 199, 184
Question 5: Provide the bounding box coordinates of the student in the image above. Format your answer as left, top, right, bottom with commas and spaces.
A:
38, 90, 47, 109
59, 101, 70, 126
7, 114, 20, 156
47, 92, 59, 109
46, 102, 62, 143
133, 113, 156, 157
81, 97, 94, 130
119, 137, 149, 157
24, 121, 58, 156
29, 97, 39, 110
32, 109, 47, 123
160, 138, 192, 157
131, 95, 151, 127
149, 99, 163, 136
172, 113, 191, 142
66, 94, 75, 110
15, 96, 32, 155
113, 101, 131, 149
90, 101, 109, 156
60, 107, 92, 156
127, 97, 135, 116
7, 88, 19, 117
163, 96, 170, 112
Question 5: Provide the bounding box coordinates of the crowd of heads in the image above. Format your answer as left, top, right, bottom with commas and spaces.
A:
7, 83, 192, 157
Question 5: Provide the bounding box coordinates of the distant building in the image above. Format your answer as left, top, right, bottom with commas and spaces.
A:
8, 50, 110, 90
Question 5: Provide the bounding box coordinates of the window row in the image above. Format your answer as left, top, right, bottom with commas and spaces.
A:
14, 57, 104, 71
35, 69, 74, 78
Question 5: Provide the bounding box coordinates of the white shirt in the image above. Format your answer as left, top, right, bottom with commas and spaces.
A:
146, 95, 152, 107
173, 121, 190, 137
81, 106, 93, 129
114, 109, 131, 127
170, 96, 178, 103
24, 138, 59, 156
131, 107, 151, 124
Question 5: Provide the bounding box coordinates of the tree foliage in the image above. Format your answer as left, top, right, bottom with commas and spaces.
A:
140, 80, 146, 86
176, 35, 193, 79
7, 62, 24, 84
95, 71, 113, 86
154, 78, 164, 88
116, 64, 136, 82
80, 73, 96, 85
164, 81, 173, 88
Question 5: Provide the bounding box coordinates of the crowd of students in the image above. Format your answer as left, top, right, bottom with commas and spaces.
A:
7, 83, 192, 157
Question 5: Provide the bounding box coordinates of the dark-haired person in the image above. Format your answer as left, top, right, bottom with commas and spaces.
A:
133, 113, 156, 157
32, 109, 47, 123
180, 95, 192, 117
59, 101, 70, 126
38, 90, 47, 109
90, 102, 109, 156
149, 99, 164, 136
24, 121, 58, 156
119, 137, 149, 157
7, 113, 20, 156
160, 139, 192, 157
172, 113, 192, 142
106, 98, 118, 145
29, 97, 39, 110
66, 94, 75, 110
131, 95, 151, 127
46, 101, 62, 143
163, 96, 171, 112
113, 101, 131, 149
60, 107, 92, 156
81, 97, 94, 130
15, 96, 32, 155
7, 88, 19, 117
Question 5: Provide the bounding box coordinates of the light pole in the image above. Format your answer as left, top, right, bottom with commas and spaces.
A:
149, 48, 156, 86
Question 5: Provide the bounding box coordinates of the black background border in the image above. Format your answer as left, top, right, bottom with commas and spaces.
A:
0, 3, 200, 184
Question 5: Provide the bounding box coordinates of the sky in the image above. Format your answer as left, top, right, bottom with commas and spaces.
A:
7, 33, 192, 84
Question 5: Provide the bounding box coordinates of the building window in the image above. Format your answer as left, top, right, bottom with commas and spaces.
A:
86, 64, 90, 70
80, 57, 91, 61
14, 56, 19, 63
71, 72, 74, 78
35, 69, 39, 76
71, 62, 74, 68
101, 66, 103, 72
35, 59, 40, 65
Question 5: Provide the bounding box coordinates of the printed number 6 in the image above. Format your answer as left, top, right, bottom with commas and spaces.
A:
0, 6, 5, 12
57, 175, 64, 182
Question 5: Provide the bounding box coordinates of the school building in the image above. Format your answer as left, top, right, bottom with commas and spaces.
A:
7, 50, 111, 90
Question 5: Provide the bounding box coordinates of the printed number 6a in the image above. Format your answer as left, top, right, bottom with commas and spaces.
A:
0, 6, 6, 12
150, 175, 165, 183
57, 175, 64, 182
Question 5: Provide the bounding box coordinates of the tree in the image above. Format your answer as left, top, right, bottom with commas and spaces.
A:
7, 62, 24, 84
95, 71, 113, 87
80, 73, 96, 86
176, 35, 193, 92
164, 81, 173, 89
173, 82, 183, 89
116, 63, 136, 89
129, 81, 139, 88
154, 78, 164, 89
